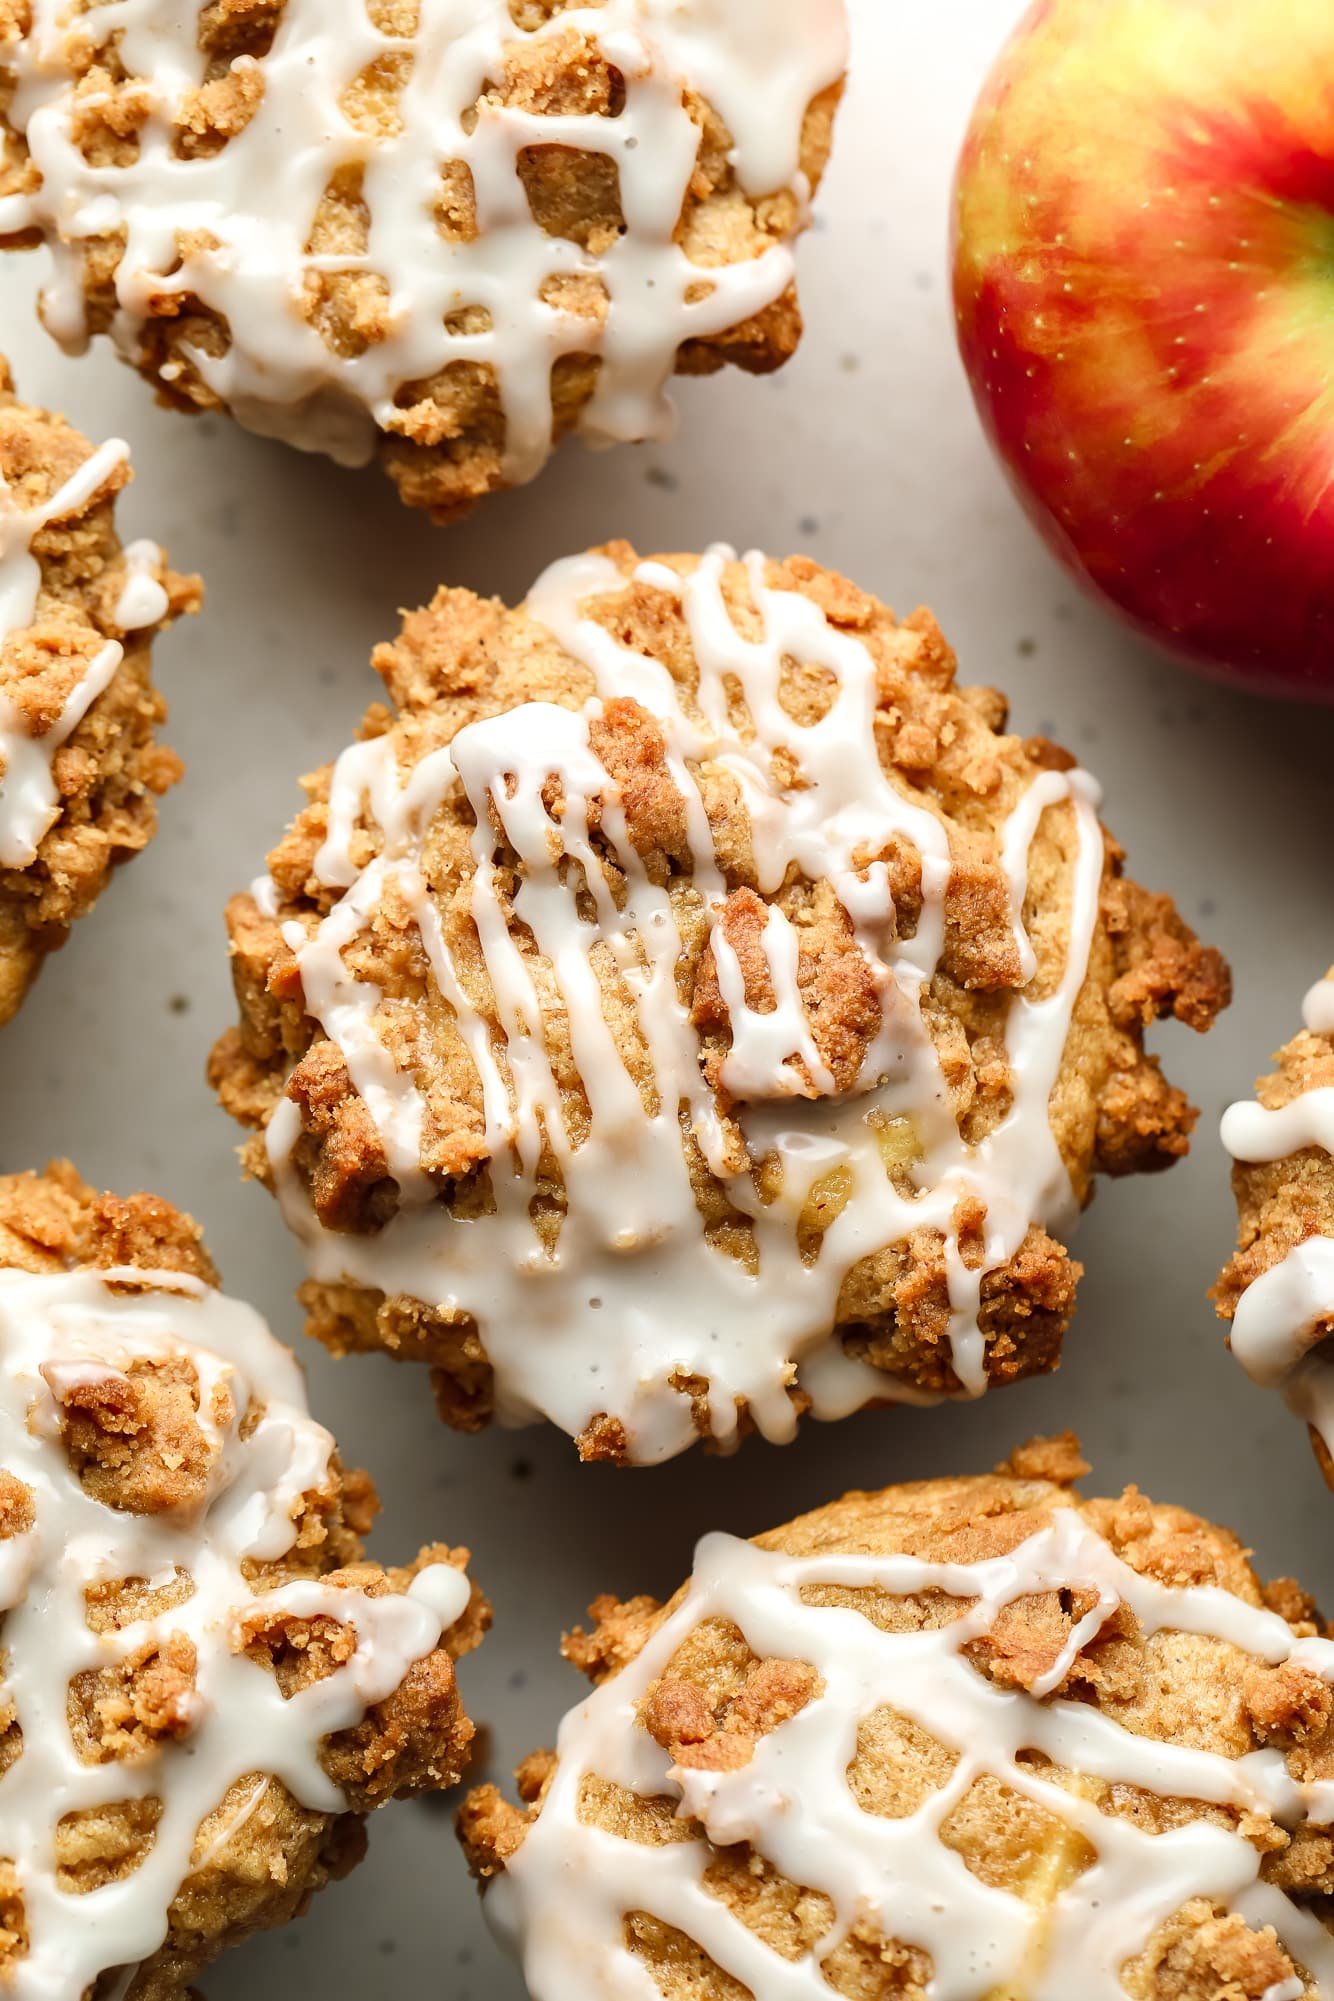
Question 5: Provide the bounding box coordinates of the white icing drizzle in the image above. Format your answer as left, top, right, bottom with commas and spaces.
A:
0, 1263, 468, 2000
1223, 972, 1334, 1459
1306, 977, 1334, 1040
1, 0, 847, 479
491, 1509, 1334, 2000
0, 437, 144, 870
113, 539, 170, 633
262, 545, 1107, 1464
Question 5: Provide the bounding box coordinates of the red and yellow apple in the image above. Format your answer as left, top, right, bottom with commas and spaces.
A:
953, 0, 1334, 700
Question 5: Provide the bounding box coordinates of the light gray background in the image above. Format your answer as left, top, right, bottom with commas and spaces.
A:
4, 3, 1334, 1995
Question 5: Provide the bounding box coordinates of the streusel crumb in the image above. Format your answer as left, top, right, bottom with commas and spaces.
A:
1217, 971, 1334, 1490
0, 361, 197, 1025
462, 1439, 1334, 1999
0, 1163, 488, 2000
0, 4, 846, 518
212, 544, 1229, 1464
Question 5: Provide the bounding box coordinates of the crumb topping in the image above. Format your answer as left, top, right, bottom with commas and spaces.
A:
213, 544, 1228, 1464
0, 2, 846, 517
0, 1164, 484, 1999
462, 1442, 1334, 1999
1218, 970, 1334, 1488
0, 361, 195, 1026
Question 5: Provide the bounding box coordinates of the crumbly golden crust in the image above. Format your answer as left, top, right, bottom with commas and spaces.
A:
0, 8, 842, 520
1214, 999, 1334, 1490
0, 361, 197, 1027
460, 1437, 1334, 2000
0, 1162, 489, 2001
211, 546, 1228, 1461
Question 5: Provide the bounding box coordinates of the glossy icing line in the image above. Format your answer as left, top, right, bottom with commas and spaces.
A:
493, 1510, 1334, 1999
0, 1264, 468, 1999
2, 0, 847, 477
1223, 971, 1334, 1455
1303, 976, 1334, 1039
263, 545, 1107, 1464
0, 437, 145, 870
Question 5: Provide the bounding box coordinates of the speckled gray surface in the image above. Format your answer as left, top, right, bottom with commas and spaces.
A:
3, 3, 1334, 1996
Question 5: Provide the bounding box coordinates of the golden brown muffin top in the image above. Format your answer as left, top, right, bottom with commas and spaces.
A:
462, 1435, 1334, 2000
0, 1163, 487, 2001
0, 358, 197, 1025
0, 2, 846, 517
214, 544, 1227, 1463
1218, 969, 1334, 1491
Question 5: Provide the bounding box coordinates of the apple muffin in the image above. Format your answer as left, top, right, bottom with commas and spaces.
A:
1216, 969, 1334, 1489
460, 1434, 1334, 2000
0, 1, 847, 521
210, 542, 1229, 1466
0, 1161, 489, 2000
0, 358, 197, 1026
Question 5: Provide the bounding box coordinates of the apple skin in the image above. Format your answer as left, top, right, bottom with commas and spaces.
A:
953, 0, 1334, 701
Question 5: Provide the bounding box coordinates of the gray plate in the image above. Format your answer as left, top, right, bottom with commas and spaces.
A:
3, 2, 1334, 1995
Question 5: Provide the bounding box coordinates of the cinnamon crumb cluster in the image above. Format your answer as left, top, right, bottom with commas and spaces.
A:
0, 362, 197, 1026
463, 1437, 1334, 2000
212, 545, 1229, 1461
0, 3, 845, 518
0, 1163, 489, 1999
